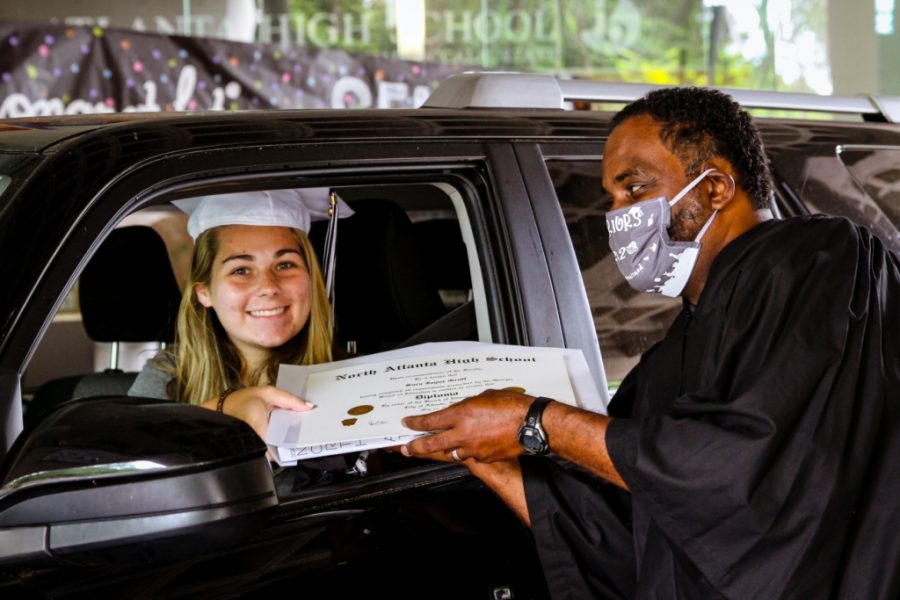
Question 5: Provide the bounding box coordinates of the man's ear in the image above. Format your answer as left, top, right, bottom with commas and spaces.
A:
195, 283, 213, 308
706, 167, 736, 211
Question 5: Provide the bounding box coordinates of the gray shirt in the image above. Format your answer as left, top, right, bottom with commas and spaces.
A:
127, 350, 176, 400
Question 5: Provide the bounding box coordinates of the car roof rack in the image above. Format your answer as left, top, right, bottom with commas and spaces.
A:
423, 72, 900, 123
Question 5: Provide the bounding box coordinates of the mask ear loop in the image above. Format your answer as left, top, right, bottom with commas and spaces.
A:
669, 168, 716, 206
694, 207, 718, 242
691, 171, 734, 243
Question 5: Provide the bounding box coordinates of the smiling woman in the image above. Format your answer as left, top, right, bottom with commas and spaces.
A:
127, 190, 344, 443
196, 226, 314, 358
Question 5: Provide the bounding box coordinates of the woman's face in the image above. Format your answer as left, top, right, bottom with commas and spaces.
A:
195, 225, 312, 364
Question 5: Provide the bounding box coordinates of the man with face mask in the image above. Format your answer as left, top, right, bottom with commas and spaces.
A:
401, 87, 900, 599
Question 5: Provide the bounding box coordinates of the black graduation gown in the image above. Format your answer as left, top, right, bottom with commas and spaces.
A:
523, 215, 900, 599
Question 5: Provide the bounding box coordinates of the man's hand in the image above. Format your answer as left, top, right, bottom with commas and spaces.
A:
402, 387, 628, 490
401, 389, 534, 463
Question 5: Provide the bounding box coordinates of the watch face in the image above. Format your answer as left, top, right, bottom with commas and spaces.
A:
519, 427, 547, 454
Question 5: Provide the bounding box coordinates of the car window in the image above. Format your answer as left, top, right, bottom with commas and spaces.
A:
319, 182, 488, 356
21, 209, 193, 405
547, 159, 682, 390
770, 144, 900, 254
836, 146, 900, 251
21, 180, 489, 428
0, 153, 39, 203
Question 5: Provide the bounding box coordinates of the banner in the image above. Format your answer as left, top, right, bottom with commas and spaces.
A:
0, 20, 466, 118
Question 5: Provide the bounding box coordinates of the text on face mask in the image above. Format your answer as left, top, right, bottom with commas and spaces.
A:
612, 241, 640, 262
606, 206, 646, 233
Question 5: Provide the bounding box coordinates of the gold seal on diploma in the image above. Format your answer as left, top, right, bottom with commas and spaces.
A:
348, 404, 374, 416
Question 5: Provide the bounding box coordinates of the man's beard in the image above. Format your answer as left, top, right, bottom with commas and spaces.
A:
669, 189, 712, 241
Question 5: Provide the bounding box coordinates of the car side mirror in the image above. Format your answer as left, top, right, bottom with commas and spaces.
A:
0, 397, 276, 566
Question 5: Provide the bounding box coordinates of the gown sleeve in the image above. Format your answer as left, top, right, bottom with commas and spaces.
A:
522, 455, 636, 600
519, 364, 643, 599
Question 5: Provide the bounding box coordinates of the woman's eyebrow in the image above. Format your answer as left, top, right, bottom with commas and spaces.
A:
221, 248, 302, 264
221, 253, 253, 264
274, 248, 303, 258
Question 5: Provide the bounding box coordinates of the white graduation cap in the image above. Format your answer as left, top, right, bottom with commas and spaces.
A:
172, 188, 352, 240
172, 188, 353, 306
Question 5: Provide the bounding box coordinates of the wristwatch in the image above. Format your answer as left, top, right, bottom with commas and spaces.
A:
518, 396, 552, 456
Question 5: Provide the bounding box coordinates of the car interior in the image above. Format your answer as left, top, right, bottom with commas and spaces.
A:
20, 181, 486, 483
25, 225, 182, 427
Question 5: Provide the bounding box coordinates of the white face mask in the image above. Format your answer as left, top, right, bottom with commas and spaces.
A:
605, 169, 717, 297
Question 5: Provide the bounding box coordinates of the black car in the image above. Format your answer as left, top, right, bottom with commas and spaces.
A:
1, 73, 899, 598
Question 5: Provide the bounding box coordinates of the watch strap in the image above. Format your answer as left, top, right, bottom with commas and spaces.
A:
519, 396, 553, 455
524, 396, 553, 428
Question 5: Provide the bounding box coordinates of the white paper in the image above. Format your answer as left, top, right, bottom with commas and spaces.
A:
269, 342, 607, 465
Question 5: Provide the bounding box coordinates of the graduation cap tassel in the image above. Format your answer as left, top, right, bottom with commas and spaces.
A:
322, 191, 340, 311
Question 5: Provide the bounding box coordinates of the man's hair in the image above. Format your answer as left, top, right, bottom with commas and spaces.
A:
611, 87, 773, 210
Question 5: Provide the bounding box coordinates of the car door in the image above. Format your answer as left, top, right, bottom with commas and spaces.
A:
0, 123, 556, 597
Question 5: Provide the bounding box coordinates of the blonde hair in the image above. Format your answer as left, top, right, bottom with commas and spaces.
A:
173, 226, 332, 405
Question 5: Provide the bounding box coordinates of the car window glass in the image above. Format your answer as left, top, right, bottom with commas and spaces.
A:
21, 181, 487, 430
318, 183, 486, 356
772, 145, 900, 254
0, 154, 40, 201
547, 160, 681, 389
836, 146, 900, 251
20, 208, 195, 429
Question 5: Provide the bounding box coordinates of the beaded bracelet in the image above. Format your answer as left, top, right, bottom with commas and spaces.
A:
217, 388, 236, 412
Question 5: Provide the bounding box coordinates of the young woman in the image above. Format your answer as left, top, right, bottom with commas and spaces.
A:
129, 190, 340, 443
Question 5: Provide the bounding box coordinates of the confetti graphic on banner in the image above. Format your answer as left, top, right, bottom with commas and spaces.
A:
0, 20, 466, 118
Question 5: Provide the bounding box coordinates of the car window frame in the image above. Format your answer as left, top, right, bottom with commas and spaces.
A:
0, 139, 561, 458
522, 142, 611, 400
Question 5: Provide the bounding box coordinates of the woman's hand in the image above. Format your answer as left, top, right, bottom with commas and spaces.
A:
202, 386, 314, 444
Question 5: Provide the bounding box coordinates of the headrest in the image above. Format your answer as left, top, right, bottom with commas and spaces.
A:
413, 219, 471, 291
79, 226, 182, 343
310, 199, 447, 353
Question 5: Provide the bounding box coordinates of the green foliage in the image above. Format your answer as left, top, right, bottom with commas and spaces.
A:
283, 0, 826, 92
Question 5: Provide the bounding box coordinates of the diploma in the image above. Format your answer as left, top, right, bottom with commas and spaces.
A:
268, 342, 600, 465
